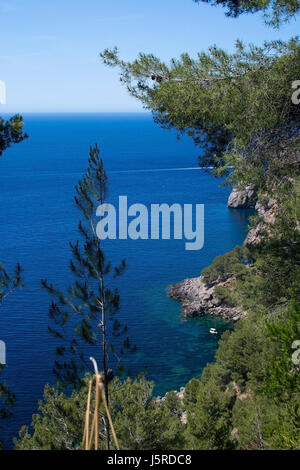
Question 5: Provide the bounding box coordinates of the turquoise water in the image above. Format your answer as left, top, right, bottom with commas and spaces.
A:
0, 113, 250, 447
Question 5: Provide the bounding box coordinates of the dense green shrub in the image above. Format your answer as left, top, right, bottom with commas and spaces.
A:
201, 246, 248, 284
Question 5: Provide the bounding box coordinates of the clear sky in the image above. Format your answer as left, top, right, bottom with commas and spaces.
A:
1, 0, 299, 112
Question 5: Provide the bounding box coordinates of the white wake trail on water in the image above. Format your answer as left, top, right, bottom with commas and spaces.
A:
111, 167, 212, 174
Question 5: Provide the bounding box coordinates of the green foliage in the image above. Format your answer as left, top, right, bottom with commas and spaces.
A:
194, 0, 300, 26
215, 311, 271, 388
14, 375, 185, 450
231, 394, 298, 449
164, 391, 183, 419
185, 365, 235, 449
111, 378, 185, 450
100, 27, 300, 448
201, 246, 248, 284
0, 115, 27, 157
265, 300, 300, 400
15, 384, 86, 450
183, 301, 300, 449
202, 228, 300, 311
230, 311, 300, 450
0, 263, 24, 303
100, 13, 300, 448
236, 239, 300, 309
214, 285, 236, 306
101, 39, 300, 202
183, 378, 200, 413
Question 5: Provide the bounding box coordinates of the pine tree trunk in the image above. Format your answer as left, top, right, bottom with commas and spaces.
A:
100, 268, 110, 450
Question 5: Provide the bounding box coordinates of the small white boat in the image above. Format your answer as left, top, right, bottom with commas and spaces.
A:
209, 328, 218, 335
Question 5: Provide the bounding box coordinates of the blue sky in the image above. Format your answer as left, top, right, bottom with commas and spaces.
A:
1, 0, 299, 112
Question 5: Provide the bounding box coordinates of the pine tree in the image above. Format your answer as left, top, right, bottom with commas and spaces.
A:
194, 0, 300, 26
42, 144, 135, 449
101, 38, 300, 202
265, 300, 300, 401
0, 115, 27, 158
14, 375, 186, 450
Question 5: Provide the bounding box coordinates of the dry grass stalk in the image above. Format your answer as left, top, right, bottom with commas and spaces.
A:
82, 357, 120, 450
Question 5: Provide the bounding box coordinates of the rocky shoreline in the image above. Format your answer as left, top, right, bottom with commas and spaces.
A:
168, 276, 246, 321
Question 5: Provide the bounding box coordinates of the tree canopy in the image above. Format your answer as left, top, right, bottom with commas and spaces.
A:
0, 115, 27, 158
101, 39, 300, 198
14, 375, 185, 450
194, 0, 300, 26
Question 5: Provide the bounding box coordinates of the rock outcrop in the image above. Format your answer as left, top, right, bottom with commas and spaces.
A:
168, 276, 246, 322
156, 387, 187, 425
227, 186, 257, 209
156, 387, 185, 405
244, 198, 277, 246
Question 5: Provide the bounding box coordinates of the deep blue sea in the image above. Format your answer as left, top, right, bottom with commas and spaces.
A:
0, 113, 250, 448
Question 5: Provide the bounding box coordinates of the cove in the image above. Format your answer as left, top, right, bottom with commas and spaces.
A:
0, 113, 250, 447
